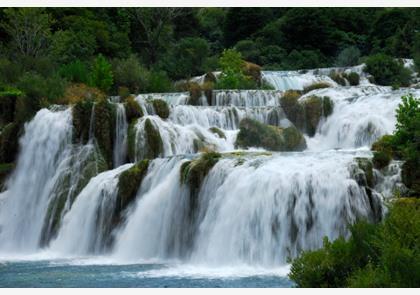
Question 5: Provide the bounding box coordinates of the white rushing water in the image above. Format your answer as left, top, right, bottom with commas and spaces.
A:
113, 103, 128, 167
0, 65, 415, 271
0, 108, 73, 252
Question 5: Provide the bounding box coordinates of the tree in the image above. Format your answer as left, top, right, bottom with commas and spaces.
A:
1, 8, 53, 58
336, 46, 361, 67
89, 54, 113, 93
129, 8, 184, 64
162, 37, 210, 79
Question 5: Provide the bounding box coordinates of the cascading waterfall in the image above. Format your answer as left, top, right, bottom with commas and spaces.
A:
0, 108, 73, 252
49, 164, 133, 255
113, 103, 128, 167
0, 64, 413, 271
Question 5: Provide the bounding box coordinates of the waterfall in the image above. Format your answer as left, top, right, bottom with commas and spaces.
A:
49, 164, 133, 255
0, 63, 413, 270
113, 103, 128, 167
0, 108, 73, 252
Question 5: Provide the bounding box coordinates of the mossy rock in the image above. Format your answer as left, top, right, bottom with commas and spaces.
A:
193, 138, 206, 152
118, 86, 130, 100
93, 100, 115, 167
302, 95, 333, 136
355, 157, 374, 188
280, 90, 304, 130
303, 82, 331, 94
72, 98, 95, 143
346, 72, 360, 86
127, 119, 138, 162
124, 95, 143, 123
236, 118, 306, 151
187, 82, 203, 106
209, 127, 226, 139
116, 159, 149, 214
144, 118, 163, 159
181, 152, 221, 215
329, 72, 346, 86
152, 99, 170, 119
0, 123, 20, 163
0, 162, 14, 192
283, 126, 307, 151
371, 135, 396, 169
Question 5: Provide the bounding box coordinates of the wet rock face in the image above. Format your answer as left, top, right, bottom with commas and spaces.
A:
236, 118, 306, 152
144, 118, 164, 159
124, 95, 143, 123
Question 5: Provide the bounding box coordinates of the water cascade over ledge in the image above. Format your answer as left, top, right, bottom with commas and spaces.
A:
0, 64, 418, 271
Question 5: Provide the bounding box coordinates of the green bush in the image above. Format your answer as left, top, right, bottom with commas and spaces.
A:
336, 46, 361, 67
289, 199, 420, 287
364, 54, 412, 86
346, 72, 360, 86
88, 54, 114, 93
112, 55, 148, 93
145, 70, 173, 93
59, 60, 89, 84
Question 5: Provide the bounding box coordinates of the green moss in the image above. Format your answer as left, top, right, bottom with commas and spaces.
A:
372, 151, 392, 170
124, 95, 143, 123
329, 72, 346, 86
72, 98, 95, 143
356, 157, 374, 188
93, 100, 114, 167
303, 82, 331, 94
301, 95, 333, 136
144, 118, 163, 159
346, 72, 360, 86
116, 159, 149, 213
283, 126, 307, 151
209, 127, 226, 139
235, 118, 306, 151
127, 119, 138, 162
152, 99, 170, 119
280, 90, 304, 130
180, 151, 221, 198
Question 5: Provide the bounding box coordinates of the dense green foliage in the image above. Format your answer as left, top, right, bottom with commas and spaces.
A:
289, 199, 420, 287
364, 54, 412, 86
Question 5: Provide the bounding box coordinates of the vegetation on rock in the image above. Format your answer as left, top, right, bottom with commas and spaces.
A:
236, 118, 306, 151
152, 99, 170, 119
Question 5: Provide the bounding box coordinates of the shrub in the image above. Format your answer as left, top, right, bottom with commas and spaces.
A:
0, 58, 21, 84
234, 39, 260, 64
346, 72, 360, 86
59, 60, 89, 84
336, 46, 361, 67
289, 199, 420, 288
62, 83, 105, 105
112, 55, 148, 93
146, 70, 173, 93
88, 54, 114, 93
364, 54, 412, 86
